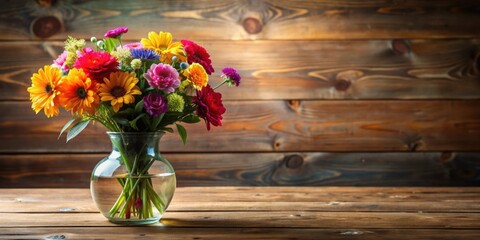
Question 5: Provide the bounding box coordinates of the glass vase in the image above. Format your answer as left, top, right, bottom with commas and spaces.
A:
90, 132, 176, 225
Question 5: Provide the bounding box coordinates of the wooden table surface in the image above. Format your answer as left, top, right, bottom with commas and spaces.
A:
1, 187, 480, 239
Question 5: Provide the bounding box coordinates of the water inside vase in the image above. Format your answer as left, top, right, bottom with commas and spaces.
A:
91, 173, 176, 223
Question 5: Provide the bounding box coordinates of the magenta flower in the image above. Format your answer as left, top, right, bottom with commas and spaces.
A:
143, 93, 168, 117
52, 50, 69, 72
124, 42, 143, 50
144, 63, 180, 93
222, 67, 241, 87
104, 27, 128, 38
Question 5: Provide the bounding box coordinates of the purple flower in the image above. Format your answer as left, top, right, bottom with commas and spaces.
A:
143, 93, 168, 117
124, 42, 143, 50
221, 67, 241, 87
104, 27, 128, 38
144, 63, 180, 93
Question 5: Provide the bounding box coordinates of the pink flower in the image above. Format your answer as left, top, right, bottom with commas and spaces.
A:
76, 47, 94, 58
104, 27, 128, 38
124, 42, 143, 50
181, 40, 214, 75
52, 50, 69, 72
144, 63, 180, 93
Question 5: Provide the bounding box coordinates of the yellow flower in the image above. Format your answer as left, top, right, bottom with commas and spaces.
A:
99, 71, 141, 112
57, 68, 99, 116
185, 63, 208, 90
27, 65, 62, 118
140, 31, 186, 64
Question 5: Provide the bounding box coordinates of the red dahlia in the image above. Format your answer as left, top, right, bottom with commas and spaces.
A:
73, 51, 119, 83
181, 39, 214, 75
193, 85, 226, 130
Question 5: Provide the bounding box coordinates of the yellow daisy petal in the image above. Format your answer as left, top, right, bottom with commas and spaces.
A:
99, 71, 142, 112
27, 65, 62, 118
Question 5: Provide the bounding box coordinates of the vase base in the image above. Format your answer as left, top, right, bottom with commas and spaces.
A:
108, 217, 160, 225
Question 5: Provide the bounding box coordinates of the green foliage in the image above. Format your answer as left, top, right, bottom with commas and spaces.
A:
150, 114, 165, 131
103, 38, 120, 52
129, 113, 146, 131
181, 115, 200, 124
176, 124, 187, 145
161, 127, 174, 133
58, 118, 76, 139
113, 116, 129, 126
66, 120, 90, 142
134, 99, 144, 113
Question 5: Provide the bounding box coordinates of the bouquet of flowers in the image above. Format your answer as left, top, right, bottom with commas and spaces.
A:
27, 27, 240, 222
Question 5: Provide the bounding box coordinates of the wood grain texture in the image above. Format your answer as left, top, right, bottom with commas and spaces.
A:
1, 152, 479, 188
0, 200, 480, 213
1, 0, 480, 40
2, 0, 480, 189
2, 40, 479, 101
2, 187, 480, 213
2, 187, 480, 239
1, 100, 479, 153
1, 211, 480, 228
2, 228, 480, 240
3, 200, 480, 214
3, 187, 480, 203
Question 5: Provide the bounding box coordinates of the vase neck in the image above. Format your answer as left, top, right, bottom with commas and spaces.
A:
107, 132, 164, 156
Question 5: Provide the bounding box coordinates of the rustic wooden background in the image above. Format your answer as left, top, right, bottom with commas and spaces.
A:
0, 0, 479, 188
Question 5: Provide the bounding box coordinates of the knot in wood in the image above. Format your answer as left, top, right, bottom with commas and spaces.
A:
334, 79, 351, 91
31, 16, 61, 39
440, 152, 455, 163
287, 100, 301, 112
242, 17, 263, 34
391, 39, 411, 54
285, 154, 304, 169
35, 0, 55, 7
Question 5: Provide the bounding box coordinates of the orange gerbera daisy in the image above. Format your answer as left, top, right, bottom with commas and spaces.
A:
185, 63, 208, 90
57, 68, 99, 116
99, 71, 141, 112
27, 65, 62, 118
140, 31, 186, 64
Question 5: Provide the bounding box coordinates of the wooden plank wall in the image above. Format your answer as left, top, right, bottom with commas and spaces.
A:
0, 0, 479, 187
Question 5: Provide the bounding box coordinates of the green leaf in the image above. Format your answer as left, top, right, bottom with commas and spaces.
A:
66, 120, 90, 142
176, 124, 187, 145
181, 115, 201, 124
142, 115, 151, 127
112, 117, 129, 126
116, 107, 134, 116
103, 38, 119, 52
150, 114, 164, 131
58, 118, 76, 139
161, 127, 174, 133
134, 99, 144, 113
129, 113, 146, 131
144, 87, 155, 92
